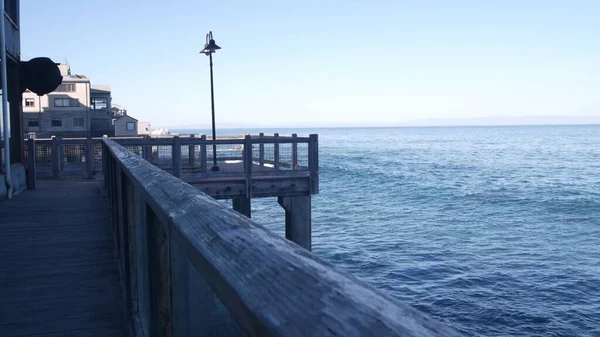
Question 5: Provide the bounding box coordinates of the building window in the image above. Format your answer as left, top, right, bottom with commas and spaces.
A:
54, 97, 79, 107
24, 98, 35, 107
28, 118, 40, 127
126, 122, 135, 131
73, 118, 84, 127
51, 118, 63, 127
91, 97, 108, 110
55, 83, 76, 92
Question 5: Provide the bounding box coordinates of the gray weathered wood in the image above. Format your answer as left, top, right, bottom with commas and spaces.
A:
27, 138, 36, 189
273, 133, 280, 169
57, 136, 64, 172
143, 136, 152, 162
51, 136, 59, 178
187, 175, 310, 199
278, 196, 311, 251
244, 135, 252, 199
291, 133, 298, 169
134, 189, 151, 337
259, 133, 264, 166
86, 136, 94, 179
102, 138, 462, 337
232, 196, 251, 218
200, 135, 207, 171
172, 136, 182, 178
125, 180, 138, 320
0, 180, 127, 336
188, 134, 196, 167
308, 134, 319, 194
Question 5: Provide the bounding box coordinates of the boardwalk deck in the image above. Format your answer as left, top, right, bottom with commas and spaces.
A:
0, 180, 127, 337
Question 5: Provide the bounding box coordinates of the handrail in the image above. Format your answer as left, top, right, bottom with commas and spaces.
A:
102, 138, 461, 337
24, 134, 318, 190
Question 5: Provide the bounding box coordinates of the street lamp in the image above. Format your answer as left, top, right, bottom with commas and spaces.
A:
201, 31, 221, 172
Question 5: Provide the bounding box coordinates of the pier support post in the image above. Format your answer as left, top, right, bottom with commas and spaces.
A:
278, 196, 311, 251
232, 196, 251, 218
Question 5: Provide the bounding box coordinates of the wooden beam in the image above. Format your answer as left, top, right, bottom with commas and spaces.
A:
291, 133, 298, 169
232, 196, 251, 218
273, 133, 279, 170
172, 136, 181, 178
103, 138, 462, 337
278, 196, 311, 250
86, 137, 94, 179
200, 135, 207, 171
26, 138, 35, 189
51, 136, 59, 179
143, 136, 152, 163
308, 134, 319, 194
258, 133, 264, 166
244, 135, 252, 199
188, 134, 196, 167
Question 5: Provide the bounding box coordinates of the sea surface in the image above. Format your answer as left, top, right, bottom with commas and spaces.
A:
177, 125, 600, 336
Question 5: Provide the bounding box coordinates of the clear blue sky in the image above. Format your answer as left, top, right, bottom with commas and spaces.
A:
21, 0, 600, 128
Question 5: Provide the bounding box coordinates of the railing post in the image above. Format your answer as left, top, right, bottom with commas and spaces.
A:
173, 136, 182, 178
27, 138, 36, 189
51, 136, 59, 179
273, 133, 280, 169
188, 134, 196, 167
102, 142, 108, 194
291, 133, 298, 169
143, 135, 152, 163
57, 136, 64, 172
200, 135, 207, 171
308, 134, 319, 194
244, 135, 252, 199
259, 133, 264, 166
86, 136, 94, 179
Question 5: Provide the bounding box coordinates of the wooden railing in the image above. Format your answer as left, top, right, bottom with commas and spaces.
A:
23, 134, 319, 194
102, 138, 461, 336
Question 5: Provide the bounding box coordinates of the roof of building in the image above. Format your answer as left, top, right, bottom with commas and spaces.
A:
91, 85, 111, 94
115, 115, 138, 122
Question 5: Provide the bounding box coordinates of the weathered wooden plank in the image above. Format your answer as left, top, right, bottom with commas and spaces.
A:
51, 136, 59, 178
0, 180, 127, 337
86, 136, 94, 178
187, 176, 311, 199
291, 133, 298, 169
308, 134, 319, 194
274, 133, 280, 169
27, 138, 36, 189
244, 135, 252, 198
104, 138, 461, 337
172, 136, 182, 178
278, 196, 311, 250
188, 134, 196, 167
200, 135, 207, 171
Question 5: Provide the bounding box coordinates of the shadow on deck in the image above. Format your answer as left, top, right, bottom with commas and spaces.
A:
0, 180, 127, 337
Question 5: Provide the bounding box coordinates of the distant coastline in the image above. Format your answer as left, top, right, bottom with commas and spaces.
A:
164, 116, 600, 130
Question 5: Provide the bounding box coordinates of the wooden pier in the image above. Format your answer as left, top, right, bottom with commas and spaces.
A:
0, 135, 462, 337
0, 180, 127, 336
25, 133, 318, 249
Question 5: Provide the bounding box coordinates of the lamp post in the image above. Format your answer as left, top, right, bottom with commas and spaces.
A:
201, 31, 221, 172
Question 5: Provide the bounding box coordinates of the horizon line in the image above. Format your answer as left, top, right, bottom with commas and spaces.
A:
164, 122, 600, 130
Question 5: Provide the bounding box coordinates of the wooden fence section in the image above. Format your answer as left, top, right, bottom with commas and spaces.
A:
102, 138, 461, 337
23, 134, 319, 196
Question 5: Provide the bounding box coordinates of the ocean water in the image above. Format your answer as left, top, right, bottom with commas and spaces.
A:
181, 125, 600, 336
